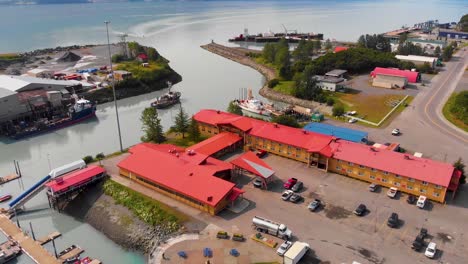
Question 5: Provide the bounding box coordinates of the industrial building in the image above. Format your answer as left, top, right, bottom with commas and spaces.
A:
370, 67, 420, 83
314, 75, 345, 91
436, 29, 468, 40
117, 143, 243, 215
372, 74, 408, 89
395, 55, 438, 68
303, 123, 368, 143
194, 110, 460, 202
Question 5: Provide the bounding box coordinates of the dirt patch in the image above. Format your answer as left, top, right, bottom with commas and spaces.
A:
324, 205, 352, 219
436, 232, 453, 244
357, 247, 384, 264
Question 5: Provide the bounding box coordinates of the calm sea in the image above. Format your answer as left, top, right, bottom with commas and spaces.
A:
0, 1, 465, 263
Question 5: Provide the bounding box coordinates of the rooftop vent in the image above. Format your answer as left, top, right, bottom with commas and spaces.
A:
273, 123, 279, 128
302, 130, 308, 134
187, 149, 196, 156
175, 153, 179, 158
207, 196, 213, 202
217, 110, 221, 114
404, 155, 411, 160
369, 147, 377, 152
189, 172, 193, 176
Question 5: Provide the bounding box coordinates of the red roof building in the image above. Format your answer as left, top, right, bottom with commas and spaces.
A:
46, 165, 106, 195
189, 132, 242, 157
137, 53, 148, 62
327, 140, 455, 188
334, 46, 349, 53
117, 143, 236, 215
370, 67, 420, 83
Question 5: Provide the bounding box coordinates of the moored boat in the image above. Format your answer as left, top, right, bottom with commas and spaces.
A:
150, 82, 181, 109
0, 195, 12, 203
236, 88, 272, 117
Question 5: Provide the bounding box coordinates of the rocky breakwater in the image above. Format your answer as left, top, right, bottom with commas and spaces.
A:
201, 42, 331, 115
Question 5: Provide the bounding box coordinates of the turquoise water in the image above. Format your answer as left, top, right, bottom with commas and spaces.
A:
0, 1, 466, 263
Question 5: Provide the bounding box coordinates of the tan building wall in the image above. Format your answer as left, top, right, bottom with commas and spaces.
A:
119, 168, 228, 215
328, 158, 446, 203
372, 74, 408, 89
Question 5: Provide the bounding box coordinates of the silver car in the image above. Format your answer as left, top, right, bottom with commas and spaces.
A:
276, 240, 292, 256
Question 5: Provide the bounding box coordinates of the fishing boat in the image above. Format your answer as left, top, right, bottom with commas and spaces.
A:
150, 82, 181, 109
0, 195, 12, 203
236, 88, 271, 117
10, 97, 96, 140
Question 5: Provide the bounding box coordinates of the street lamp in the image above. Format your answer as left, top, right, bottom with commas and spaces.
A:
105, 21, 124, 152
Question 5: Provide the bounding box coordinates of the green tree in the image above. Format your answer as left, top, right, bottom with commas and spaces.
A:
398, 33, 408, 45
459, 14, 468, 32
140, 107, 165, 143
434, 46, 441, 57
83, 155, 94, 164
294, 65, 322, 100
174, 106, 190, 138
325, 39, 332, 50
332, 104, 345, 116
312, 40, 322, 52
271, 115, 300, 128
262, 43, 276, 63
454, 158, 466, 184
442, 44, 454, 61
187, 116, 201, 142
112, 54, 125, 63
147, 47, 159, 61
95, 152, 105, 165
227, 101, 243, 115
449, 91, 468, 124
417, 62, 434, 74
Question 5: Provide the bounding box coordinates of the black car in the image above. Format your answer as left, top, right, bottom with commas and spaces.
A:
353, 204, 367, 216
407, 195, 417, 204
289, 193, 303, 203
412, 228, 428, 251
387, 212, 399, 228
291, 181, 303, 192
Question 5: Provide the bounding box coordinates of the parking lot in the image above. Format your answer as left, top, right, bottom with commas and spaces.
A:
197, 154, 468, 264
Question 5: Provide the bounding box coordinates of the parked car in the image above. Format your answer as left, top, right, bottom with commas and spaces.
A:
289, 193, 303, 203
347, 111, 357, 115
308, 199, 321, 212
256, 149, 267, 158
425, 242, 437, 258
291, 181, 303, 192
387, 213, 399, 228
387, 187, 398, 198
253, 178, 263, 188
348, 118, 357, 123
368, 183, 379, 192
283, 178, 298, 189
412, 236, 425, 251
353, 204, 367, 216
407, 195, 417, 204
417, 195, 427, 209
281, 190, 294, 201
391, 128, 401, 136
276, 240, 292, 256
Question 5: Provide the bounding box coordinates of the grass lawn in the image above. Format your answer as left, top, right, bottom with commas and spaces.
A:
116, 60, 164, 79
334, 93, 408, 123
442, 93, 468, 132
0, 53, 21, 60
273, 81, 295, 95
165, 131, 208, 147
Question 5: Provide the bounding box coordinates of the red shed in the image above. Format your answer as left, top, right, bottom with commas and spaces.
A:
370, 67, 420, 83
334, 46, 349, 53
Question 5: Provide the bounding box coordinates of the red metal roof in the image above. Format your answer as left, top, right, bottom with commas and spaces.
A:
137, 53, 148, 59
46, 165, 105, 193
118, 143, 235, 207
230, 151, 274, 179
334, 46, 349, 53
189, 132, 242, 156
194, 110, 334, 152
227, 187, 245, 201
370, 67, 419, 83
329, 140, 455, 187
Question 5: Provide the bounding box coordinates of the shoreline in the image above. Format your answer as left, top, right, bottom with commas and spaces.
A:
200, 42, 332, 114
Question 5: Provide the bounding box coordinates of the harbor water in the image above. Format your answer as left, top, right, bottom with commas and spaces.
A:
0, 0, 465, 263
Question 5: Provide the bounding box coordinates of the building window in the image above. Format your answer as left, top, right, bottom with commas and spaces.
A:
371, 168, 377, 172
394, 182, 400, 187
422, 181, 428, 186
435, 185, 442, 189
359, 165, 365, 169
433, 192, 440, 197
336, 166, 341, 170
358, 171, 364, 176
348, 162, 354, 166
420, 189, 426, 193
347, 169, 352, 173
407, 185, 413, 190
296, 148, 301, 152
408, 178, 415, 182
383, 171, 389, 175
381, 178, 388, 183
370, 175, 375, 179
395, 175, 401, 179
338, 160, 342, 163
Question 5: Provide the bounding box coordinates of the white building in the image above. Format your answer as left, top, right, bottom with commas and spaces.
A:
395, 55, 438, 68
315, 75, 345, 92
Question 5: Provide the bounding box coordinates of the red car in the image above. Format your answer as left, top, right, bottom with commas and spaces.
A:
283, 178, 298, 189
256, 149, 267, 158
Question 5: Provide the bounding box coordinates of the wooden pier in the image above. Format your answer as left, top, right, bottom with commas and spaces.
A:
58, 246, 84, 262
0, 173, 20, 185
37, 231, 62, 245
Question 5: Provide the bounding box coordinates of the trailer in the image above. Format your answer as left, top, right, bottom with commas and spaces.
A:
252, 216, 292, 240
283, 242, 310, 264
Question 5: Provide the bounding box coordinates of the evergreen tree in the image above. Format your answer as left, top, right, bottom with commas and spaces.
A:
434, 46, 441, 58
454, 158, 466, 184
325, 39, 332, 50
187, 116, 201, 142
140, 107, 165, 143
262, 43, 276, 63
174, 105, 190, 138
227, 101, 243, 115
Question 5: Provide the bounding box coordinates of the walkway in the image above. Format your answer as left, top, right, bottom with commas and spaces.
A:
0, 214, 59, 264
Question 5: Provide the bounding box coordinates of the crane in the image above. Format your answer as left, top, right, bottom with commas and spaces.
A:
281, 24, 297, 37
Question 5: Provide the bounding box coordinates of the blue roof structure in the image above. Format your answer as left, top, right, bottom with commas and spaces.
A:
304, 123, 368, 143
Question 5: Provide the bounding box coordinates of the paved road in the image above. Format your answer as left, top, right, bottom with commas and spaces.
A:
328, 50, 468, 163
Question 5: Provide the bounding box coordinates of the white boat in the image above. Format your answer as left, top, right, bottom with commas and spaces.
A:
238, 98, 271, 117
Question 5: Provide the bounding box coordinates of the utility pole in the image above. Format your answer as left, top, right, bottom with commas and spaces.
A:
105, 21, 124, 152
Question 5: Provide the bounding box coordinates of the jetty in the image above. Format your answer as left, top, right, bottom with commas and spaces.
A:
0, 173, 20, 185
37, 231, 62, 245
58, 245, 84, 262
201, 42, 332, 115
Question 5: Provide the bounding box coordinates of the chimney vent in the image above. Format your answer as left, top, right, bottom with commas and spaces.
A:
207, 196, 213, 202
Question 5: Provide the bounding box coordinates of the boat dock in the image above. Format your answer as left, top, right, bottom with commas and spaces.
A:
0, 173, 20, 186
37, 231, 62, 245
0, 213, 60, 264
58, 246, 84, 262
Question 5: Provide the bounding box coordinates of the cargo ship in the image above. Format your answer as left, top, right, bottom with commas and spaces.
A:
229, 28, 323, 43
9, 98, 96, 140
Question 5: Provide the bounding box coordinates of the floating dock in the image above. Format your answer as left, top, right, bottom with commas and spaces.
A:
37, 231, 62, 245
0, 173, 20, 186
58, 246, 84, 262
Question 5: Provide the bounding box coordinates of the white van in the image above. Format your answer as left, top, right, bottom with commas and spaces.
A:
417, 195, 427, 209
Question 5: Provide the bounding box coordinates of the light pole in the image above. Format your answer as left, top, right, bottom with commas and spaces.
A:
105, 21, 124, 152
